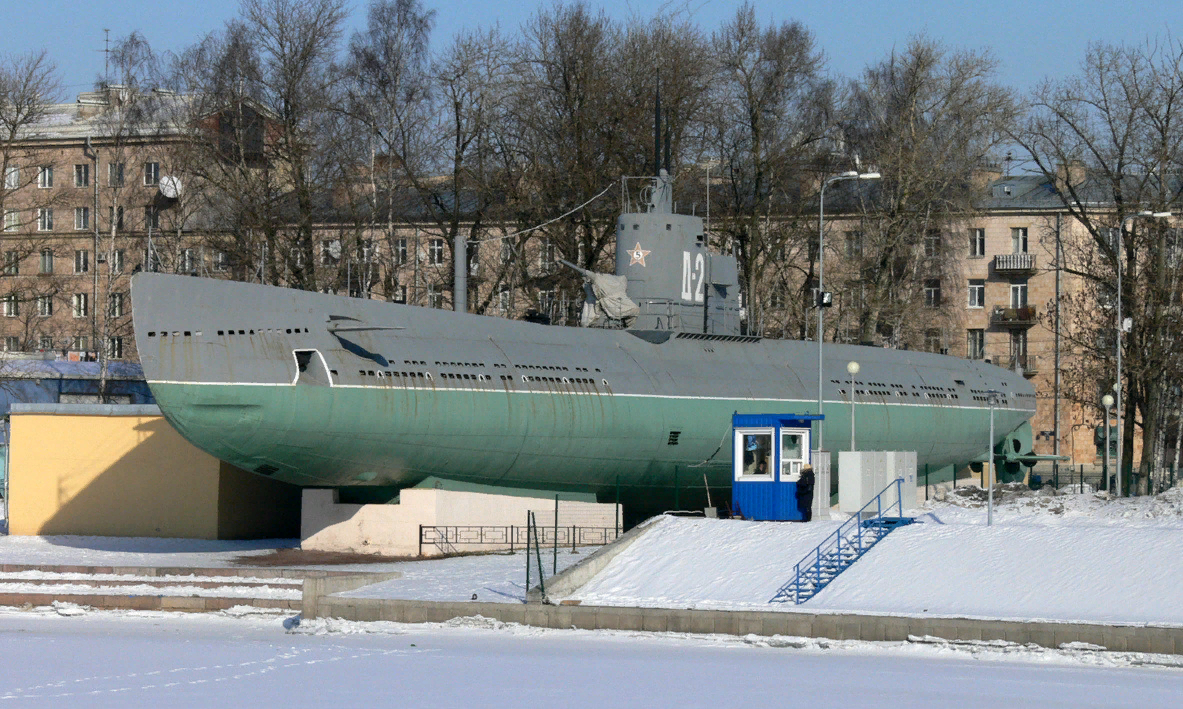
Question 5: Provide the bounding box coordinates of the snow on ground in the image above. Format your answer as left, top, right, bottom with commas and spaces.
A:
811, 523, 1183, 623
556, 517, 841, 611
916, 483, 1183, 527
342, 547, 595, 603
560, 486, 1183, 625
0, 581, 300, 599
0, 535, 298, 567
0, 571, 297, 584
0, 609, 1180, 708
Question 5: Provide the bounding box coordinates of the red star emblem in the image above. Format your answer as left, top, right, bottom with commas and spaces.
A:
628, 242, 651, 267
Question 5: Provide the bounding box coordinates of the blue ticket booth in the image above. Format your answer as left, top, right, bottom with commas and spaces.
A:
732, 413, 823, 521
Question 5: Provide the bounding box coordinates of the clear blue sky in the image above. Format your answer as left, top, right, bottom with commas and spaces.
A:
6, 0, 1178, 97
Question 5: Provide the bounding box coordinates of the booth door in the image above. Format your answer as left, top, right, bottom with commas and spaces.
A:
780, 430, 809, 481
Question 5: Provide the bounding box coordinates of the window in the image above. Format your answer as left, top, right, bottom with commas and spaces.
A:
3, 165, 18, 190
72, 293, 88, 318
769, 289, 786, 309
289, 246, 305, 269
107, 336, 124, 359
75, 206, 89, 230
967, 329, 985, 360
845, 231, 863, 258
180, 248, 195, 274
74, 250, 89, 274
107, 206, 124, 231
500, 241, 513, 264
969, 228, 985, 257
213, 250, 228, 272
108, 292, 124, 317
780, 430, 808, 480
3, 294, 18, 317
3, 210, 18, 232
539, 289, 555, 315
427, 283, 442, 308
144, 247, 160, 273
3, 250, 18, 276
924, 328, 943, 354
924, 230, 941, 258
108, 162, 125, 187
469, 246, 480, 276
1010, 330, 1028, 361
393, 284, 407, 303
539, 239, 556, 274
394, 238, 408, 266
38, 335, 52, 350
736, 430, 773, 479
144, 206, 159, 230
37, 295, 52, 317
74, 164, 89, 187
143, 162, 160, 186
71, 335, 87, 351
39, 249, 53, 274
37, 165, 53, 188
3, 336, 18, 351
497, 285, 510, 315
37, 208, 53, 231
110, 249, 124, 274
1011, 282, 1028, 308
428, 238, 445, 265
321, 239, 341, 266
967, 279, 985, 308
1011, 227, 1028, 254
924, 279, 942, 308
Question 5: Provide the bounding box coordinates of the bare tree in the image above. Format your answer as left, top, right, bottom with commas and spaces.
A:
0, 51, 66, 354
1014, 40, 1183, 494
242, 0, 349, 290
839, 36, 1016, 348
707, 3, 831, 335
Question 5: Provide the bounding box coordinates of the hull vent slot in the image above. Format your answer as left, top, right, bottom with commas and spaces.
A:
667, 431, 681, 445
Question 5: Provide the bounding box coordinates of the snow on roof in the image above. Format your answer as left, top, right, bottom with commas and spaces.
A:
1, 359, 144, 380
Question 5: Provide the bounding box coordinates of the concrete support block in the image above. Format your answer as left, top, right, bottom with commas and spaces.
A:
569, 606, 599, 631
641, 609, 673, 633
601, 607, 644, 632
666, 610, 712, 634
761, 613, 812, 638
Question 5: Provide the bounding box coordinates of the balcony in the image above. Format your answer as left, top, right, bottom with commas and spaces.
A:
993, 252, 1037, 275
1005, 354, 1038, 377
991, 305, 1037, 328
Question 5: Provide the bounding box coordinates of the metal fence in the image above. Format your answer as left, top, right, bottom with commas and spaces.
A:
1027, 463, 1178, 495
418, 524, 621, 557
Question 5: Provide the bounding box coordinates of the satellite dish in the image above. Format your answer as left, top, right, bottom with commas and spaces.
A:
159, 175, 182, 200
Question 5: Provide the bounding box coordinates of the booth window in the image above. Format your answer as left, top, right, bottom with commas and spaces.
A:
736, 430, 773, 479
780, 431, 808, 481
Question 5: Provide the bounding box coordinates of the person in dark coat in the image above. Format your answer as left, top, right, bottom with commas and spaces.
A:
795, 465, 815, 522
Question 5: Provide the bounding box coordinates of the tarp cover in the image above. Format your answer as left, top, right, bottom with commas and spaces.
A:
581, 272, 639, 326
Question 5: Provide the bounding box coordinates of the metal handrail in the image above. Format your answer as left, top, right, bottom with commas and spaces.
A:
772, 478, 905, 603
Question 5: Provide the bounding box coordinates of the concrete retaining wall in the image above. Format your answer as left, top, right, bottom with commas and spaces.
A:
305, 595, 1183, 655
301, 488, 618, 557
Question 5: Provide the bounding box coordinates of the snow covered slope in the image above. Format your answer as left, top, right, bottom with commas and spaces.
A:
560, 487, 1183, 625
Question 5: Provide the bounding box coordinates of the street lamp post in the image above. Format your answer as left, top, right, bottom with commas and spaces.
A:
986, 390, 1002, 526
1102, 393, 1114, 493
817, 170, 880, 451
1115, 211, 1171, 497
847, 361, 860, 451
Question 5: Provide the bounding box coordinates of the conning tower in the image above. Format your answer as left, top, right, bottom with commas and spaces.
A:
575, 86, 743, 335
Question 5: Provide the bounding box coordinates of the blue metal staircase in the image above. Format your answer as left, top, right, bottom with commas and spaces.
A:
770, 478, 914, 604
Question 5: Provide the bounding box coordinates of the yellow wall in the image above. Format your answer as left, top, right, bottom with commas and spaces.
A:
8, 411, 298, 539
